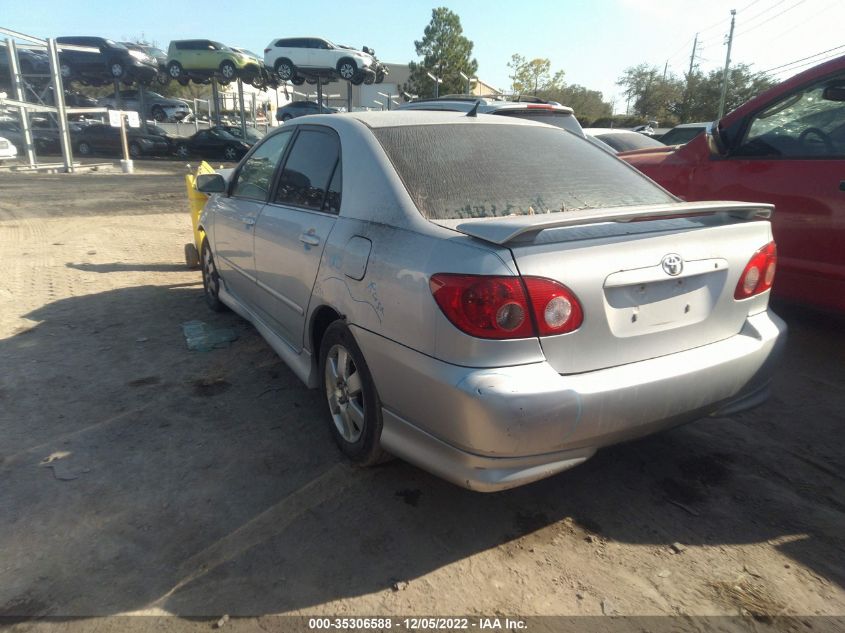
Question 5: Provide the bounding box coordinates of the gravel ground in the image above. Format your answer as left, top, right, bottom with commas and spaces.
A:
0, 163, 843, 630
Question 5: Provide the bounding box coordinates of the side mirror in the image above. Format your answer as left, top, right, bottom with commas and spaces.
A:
196, 173, 226, 194
705, 121, 728, 157
822, 85, 845, 102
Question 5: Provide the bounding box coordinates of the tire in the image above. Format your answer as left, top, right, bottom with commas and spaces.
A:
363, 71, 375, 86
77, 141, 92, 156
319, 321, 387, 466
156, 71, 170, 86
175, 143, 190, 159
128, 141, 141, 158
167, 61, 183, 79
375, 69, 385, 84
152, 106, 166, 122
274, 58, 294, 81
219, 60, 237, 81
200, 239, 226, 312
350, 71, 364, 86
110, 59, 126, 79
184, 242, 200, 268
291, 75, 305, 86
223, 145, 239, 161
336, 58, 357, 81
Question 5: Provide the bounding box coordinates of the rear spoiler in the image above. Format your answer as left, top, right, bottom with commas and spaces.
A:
434, 201, 773, 245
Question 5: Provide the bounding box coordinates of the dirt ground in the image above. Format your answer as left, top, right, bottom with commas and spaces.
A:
0, 162, 843, 629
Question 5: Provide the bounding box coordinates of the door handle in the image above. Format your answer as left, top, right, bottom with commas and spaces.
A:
241, 217, 256, 226
299, 232, 321, 246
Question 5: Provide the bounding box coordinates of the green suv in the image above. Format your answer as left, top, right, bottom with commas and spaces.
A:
166, 40, 266, 86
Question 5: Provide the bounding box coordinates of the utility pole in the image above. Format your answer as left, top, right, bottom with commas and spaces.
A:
662, 61, 668, 81
687, 33, 699, 79
681, 32, 699, 122
718, 10, 736, 120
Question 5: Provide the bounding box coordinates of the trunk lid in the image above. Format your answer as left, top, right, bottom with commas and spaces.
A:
438, 202, 774, 374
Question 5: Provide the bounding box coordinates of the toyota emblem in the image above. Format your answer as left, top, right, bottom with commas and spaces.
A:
661, 253, 684, 276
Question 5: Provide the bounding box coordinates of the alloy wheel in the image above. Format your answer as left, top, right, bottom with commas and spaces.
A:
324, 344, 365, 443
339, 63, 354, 79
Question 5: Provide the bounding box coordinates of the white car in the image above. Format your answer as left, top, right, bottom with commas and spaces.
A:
263, 37, 385, 86
0, 136, 18, 164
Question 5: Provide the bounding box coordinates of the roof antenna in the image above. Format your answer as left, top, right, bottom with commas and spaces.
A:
466, 100, 481, 117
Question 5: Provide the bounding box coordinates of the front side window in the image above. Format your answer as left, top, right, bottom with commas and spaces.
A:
374, 124, 673, 220
232, 131, 292, 201
736, 74, 845, 158
274, 129, 341, 212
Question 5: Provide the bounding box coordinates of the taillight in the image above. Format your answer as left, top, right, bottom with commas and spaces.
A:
735, 242, 777, 299
430, 274, 583, 340
523, 277, 584, 335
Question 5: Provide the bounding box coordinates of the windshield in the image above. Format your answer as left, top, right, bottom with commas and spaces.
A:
593, 132, 665, 152
374, 123, 673, 220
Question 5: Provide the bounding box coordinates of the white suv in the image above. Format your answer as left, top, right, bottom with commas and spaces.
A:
263, 37, 386, 86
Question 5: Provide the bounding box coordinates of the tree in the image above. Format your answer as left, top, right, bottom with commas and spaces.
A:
403, 7, 478, 98
543, 84, 612, 125
616, 64, 683, 124
681, 64, 776, 121
508, 54, 565, 96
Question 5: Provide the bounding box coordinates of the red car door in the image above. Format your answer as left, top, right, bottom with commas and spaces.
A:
694, 74, 845, 310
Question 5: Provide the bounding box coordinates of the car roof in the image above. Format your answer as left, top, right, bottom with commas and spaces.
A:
399, 98, 574, 116
293, 109, 567, 130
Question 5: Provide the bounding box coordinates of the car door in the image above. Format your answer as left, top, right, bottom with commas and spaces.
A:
253, 126, 341, 348
211, 129, 294, 308
190, 130, 217, 156
693, 72, 845, 307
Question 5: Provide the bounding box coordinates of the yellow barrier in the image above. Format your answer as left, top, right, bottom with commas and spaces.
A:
183, 161, 215, 268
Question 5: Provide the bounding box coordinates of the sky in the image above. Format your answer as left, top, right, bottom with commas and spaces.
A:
2, 0, 844, 112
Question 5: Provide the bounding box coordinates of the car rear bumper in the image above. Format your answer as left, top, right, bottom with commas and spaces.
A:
353, 309, 786, 491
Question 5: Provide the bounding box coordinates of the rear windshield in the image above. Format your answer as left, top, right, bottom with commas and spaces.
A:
492, 109, 583, 134
373, 124, 674, 220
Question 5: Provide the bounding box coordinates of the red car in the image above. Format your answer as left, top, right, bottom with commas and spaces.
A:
621, 55, 845, 313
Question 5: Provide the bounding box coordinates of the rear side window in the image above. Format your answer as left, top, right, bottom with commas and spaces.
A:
233, 130, 293, 201
274, 128, 341, 212
374, 124, 673, 220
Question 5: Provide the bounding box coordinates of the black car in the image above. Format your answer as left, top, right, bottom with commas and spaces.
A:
75, 123, 171, 157
275, 100, 337, 122
0, 48, 49, 83
0, 116, 89, 154
121, 42, 169, 86
217, 124, 264, 145
56, 37, 157, 86
0, 120, 54, 154
174, 128, 251, 161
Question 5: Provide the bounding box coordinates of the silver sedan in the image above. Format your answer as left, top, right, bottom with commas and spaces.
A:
196, 111, 785, 491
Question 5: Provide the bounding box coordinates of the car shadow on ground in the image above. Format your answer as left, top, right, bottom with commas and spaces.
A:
66, 262, 192, 274
0, 285, 842, 617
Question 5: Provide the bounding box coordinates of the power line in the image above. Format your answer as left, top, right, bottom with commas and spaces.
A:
767, 0, 840, 41
768, 51, 845, 75
760, 44, 845, 74
738, 0, 791, 30
735, 0, 808, 37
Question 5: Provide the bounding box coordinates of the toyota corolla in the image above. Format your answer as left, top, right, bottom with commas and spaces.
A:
195, 111, 786, 491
